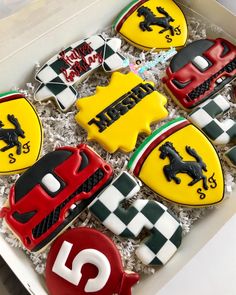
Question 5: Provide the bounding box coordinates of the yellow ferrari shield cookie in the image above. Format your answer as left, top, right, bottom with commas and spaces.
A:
114, 0, 188, 51
75, 72, 168, 153
128, 117, 224, 207
0, 91, 43, 175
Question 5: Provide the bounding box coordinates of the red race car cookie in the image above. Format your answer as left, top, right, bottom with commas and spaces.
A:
162, 38, 236, 110
46, 227, 139, 295
0, 144, 113, 252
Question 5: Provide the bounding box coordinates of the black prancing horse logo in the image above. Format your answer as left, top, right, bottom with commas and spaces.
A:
137, 6, 175, 36
159, 141, 208, 190
0, 114, 25, 155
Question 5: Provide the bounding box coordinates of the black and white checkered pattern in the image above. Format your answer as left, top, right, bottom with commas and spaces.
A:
225, 146, 236, 167
89, 172, 182, 266
35, 35, 126, 112
189, 94, 236, 145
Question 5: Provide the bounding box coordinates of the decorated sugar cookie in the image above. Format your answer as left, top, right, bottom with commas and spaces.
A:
0, 144, 113, 251
189, 94, 235, 145
163, 38, 236, 110
35, 35, 126, 112
225, 147, 236, 168
128, 117, 224, 207
113, 0, 188, 51
89, 172, 182, 265
46, 227, 139, 295
76, 72, 168, 153
0, 91, 43, 175
188, 94, 236, 167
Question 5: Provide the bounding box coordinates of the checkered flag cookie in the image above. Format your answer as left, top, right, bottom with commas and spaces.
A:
89, 171, 182, 266
188, 94, 236, 145
35, 35, 126, 112
225, 145, 236, 167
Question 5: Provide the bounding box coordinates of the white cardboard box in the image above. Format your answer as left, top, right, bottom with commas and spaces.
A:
0, 1, 235, 294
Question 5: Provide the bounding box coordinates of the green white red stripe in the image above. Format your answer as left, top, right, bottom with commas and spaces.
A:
128, 117, 189, 175
113, 0, 148, 32
0, 91, 24, 102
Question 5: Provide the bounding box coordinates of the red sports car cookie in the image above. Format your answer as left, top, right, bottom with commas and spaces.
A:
46, 227, 139, 295
0, 144, 113, 252
162, 38, 236, 110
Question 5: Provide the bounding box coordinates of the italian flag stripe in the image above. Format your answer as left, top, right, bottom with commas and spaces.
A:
113, 0, 148, 31
128, 117, 189, 175
0, 91, 24, 103
0, 91, 20, 98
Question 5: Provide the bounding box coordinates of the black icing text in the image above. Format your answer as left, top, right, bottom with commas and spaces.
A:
88, 83, 155, 132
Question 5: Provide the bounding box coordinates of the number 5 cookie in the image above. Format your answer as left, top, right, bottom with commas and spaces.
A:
89, 171, 182, 266
46, 228, 139, 295
35, 35, 126, 112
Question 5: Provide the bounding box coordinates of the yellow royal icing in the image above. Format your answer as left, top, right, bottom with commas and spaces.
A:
114, 0, 188, 51
128, 117, 224, 207
76, 72, 168, 153
0, 91, 43, 175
